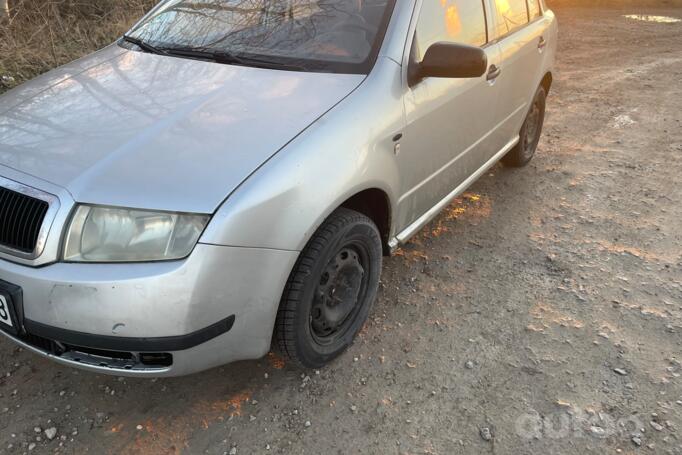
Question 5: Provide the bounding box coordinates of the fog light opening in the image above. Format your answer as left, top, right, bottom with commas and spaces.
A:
139, 353, 173, 367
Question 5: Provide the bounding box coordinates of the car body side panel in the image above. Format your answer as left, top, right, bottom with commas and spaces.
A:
200, 57, 406, 251
201, 4, 558, 253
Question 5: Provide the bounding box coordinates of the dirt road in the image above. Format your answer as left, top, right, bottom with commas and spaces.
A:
1, 5, 681, 455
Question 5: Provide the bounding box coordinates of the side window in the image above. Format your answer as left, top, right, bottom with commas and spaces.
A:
527, 0, 542, 20
493, 0, 529, 37
413, 0, 488, 61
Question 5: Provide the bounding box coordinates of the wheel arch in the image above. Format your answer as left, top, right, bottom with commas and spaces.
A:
540, 71, 553, 95
338, 188, 392, 256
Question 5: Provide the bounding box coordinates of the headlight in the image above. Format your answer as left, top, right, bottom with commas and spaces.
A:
63, 205, 210, 262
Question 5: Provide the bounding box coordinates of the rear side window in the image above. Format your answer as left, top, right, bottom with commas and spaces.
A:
493, 0, 529, 37
527, 0, 542, 19
413, 0, 488, 61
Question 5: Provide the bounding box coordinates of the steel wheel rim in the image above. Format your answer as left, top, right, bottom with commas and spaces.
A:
310, 242, 370, 346
523, 98, 542, 158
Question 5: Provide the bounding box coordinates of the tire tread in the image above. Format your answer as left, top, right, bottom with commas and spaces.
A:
274, 208, 379, 367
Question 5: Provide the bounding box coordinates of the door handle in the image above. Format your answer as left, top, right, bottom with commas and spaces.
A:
538, 36, 547, 50
487, 65, 502, 81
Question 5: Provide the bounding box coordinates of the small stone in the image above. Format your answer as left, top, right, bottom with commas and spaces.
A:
614, 368, 628, 376
136, 425, 143, 430
44, 427, 57, 440
590, 426, 606, 437
632, 436, 642, 446
650, 421, 664, 432
28, 443, 36, 451
0, 75, 16, 86
350, 405, 358, 413
304, 421, 311, 427
480, 427, 493, 441
33, 427, 42, 434
229, 448, 237, 455
465, 361, 474, 369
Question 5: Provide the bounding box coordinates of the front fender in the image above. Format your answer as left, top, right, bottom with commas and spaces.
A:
200, 58, 406, 252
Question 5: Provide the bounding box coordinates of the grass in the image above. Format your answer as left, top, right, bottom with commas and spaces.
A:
0, 0, 155, 94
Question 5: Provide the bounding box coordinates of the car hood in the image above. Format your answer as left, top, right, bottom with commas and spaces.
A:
0, 45, 364, 213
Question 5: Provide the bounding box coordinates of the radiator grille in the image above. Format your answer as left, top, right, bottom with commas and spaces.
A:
0, 186, 50, 254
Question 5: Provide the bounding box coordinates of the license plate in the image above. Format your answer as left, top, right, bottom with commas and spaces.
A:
0, 294, 14, 328
0, 282, 22, 335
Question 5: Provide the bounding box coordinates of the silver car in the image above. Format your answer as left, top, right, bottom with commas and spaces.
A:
0, 0, 557, 376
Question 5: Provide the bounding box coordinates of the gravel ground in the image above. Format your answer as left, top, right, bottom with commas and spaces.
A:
1, 5, 681, 455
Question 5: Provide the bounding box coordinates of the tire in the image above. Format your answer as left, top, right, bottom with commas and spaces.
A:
274, 208, 382, 369
502, 85, 547, 167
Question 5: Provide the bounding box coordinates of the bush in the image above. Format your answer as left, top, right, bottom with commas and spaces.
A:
0, 0, 156, 93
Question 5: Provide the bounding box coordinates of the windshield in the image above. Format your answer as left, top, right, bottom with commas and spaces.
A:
125, 0, 396, 73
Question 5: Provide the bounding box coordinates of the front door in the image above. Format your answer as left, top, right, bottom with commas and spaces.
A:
396, 0, 502, 232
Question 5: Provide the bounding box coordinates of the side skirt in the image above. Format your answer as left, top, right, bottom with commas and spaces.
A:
388, 135, 520, 252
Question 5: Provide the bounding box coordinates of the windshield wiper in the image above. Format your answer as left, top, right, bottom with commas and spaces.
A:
121, 35, 169, 56
159, 47, 307, 71
120, 40, 307, 71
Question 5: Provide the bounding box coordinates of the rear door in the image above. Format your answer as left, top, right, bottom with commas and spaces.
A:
397, 0, 501, 232
488, 0, 550, 149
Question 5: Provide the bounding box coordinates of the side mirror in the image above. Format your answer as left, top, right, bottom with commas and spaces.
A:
409, 42, 488, 85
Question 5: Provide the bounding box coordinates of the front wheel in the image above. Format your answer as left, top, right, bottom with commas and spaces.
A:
502, 85, 547, 167
274, 208, 382, 369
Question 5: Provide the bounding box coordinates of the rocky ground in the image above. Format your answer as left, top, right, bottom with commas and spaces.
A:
1, 4, 682, 455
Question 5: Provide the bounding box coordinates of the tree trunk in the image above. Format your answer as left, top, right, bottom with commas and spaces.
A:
0, 0, 8, 18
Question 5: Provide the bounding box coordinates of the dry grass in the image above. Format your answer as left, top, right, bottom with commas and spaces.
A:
0, 0, 155, 94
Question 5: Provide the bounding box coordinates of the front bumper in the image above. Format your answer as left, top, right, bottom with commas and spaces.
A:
0, 244, 298, 377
